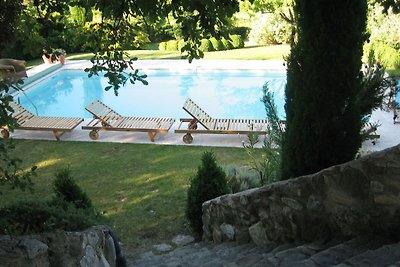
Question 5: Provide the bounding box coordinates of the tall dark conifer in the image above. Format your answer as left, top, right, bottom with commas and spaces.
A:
282, 0, 368, 179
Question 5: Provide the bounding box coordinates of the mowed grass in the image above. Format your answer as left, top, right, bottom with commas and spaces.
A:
0, 139, 256, 258
45, 44, 289, 64
19, 44, 278, 259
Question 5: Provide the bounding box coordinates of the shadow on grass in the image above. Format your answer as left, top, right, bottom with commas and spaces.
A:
0, 139, 250, 259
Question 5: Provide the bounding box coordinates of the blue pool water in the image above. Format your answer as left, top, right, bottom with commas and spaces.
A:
17, 69, 287, 119
396, 79, 400, 104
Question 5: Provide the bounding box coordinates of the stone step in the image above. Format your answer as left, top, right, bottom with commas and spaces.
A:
266, 242, 326, 266
298, 237, 384, 266
129, 238, 400, 267
335, 241, 400, 267
133, 243, 268, 266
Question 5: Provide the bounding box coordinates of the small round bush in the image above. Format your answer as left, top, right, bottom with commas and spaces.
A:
158, 42, 167, 51
199, 39, 214, 52
221, 38, 234, 50
229, 34, 245, 49
166, 40, 179, 51
53, 168, 92, 210
229, 26, 250, 40
210, 37, 223, 51
186, 151, 229, 234
217, 39, 226, 51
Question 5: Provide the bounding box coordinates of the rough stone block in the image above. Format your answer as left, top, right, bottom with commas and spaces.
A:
249, 222, 269, 246
235, 227, 250, 244
220, 223, 235, 241
172, 234, 195, 247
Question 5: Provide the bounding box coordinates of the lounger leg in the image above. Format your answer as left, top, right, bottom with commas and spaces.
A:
148, 132, 157, 142
52, 131, 65, 141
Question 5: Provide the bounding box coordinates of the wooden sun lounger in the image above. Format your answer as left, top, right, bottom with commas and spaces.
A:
1, 101, 84, 140
175, 98, 270, 144
82, 99, 175, 142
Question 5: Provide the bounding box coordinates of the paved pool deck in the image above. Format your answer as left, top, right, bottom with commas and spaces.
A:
12, 60, 399, 152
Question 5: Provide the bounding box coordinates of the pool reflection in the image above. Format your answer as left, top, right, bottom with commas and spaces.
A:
18, 69, 287, 119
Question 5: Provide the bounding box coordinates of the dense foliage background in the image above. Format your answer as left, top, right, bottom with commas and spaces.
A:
1, 0, 398, 67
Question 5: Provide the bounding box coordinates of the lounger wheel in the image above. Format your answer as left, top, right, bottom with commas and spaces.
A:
183, 133, 193, 144
89, 130, 99, 140
1, 129, 9, 139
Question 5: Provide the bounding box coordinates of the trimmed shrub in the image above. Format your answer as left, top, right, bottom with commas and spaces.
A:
186, 151, 229, 234
210, 37, 223, 51
158, 41, 167, 51
229, 26, 250, 40
53, 168, 92, 210
217, 39, 225, 51
221, 38, 234, 50
166, 40, 179, 51
199, 39, 213, 52
229, 34, 244, 49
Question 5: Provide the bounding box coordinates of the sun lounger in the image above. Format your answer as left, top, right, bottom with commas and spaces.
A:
82, 99, 175, 142
2, 101, 83, 140
175, 98, 270, 144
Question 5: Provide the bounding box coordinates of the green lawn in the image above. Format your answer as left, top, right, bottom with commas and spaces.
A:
17, 45, 281, 258
0, 139, 256, 259
27, 45, 400, 79
28, 44, 290, 67
16, 43, 398, 260
122, 45, 289, 60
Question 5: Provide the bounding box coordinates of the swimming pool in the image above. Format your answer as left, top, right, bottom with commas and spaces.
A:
17, 69, 287, 119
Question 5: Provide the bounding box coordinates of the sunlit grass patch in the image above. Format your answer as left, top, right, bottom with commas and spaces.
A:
0, 139, 253, 259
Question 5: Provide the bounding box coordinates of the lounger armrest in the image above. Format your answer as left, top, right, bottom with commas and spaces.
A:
180, 118, 196, 122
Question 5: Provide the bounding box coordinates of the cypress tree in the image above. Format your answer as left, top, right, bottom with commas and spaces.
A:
282, 0, 368, 179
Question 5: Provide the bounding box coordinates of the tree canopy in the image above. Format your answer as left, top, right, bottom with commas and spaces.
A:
11, 0, 246, 92
373, 0, 400, 12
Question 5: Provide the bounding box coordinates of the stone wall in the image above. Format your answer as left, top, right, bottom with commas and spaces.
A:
0, 225, 125, 267
202, 145, 400, 245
